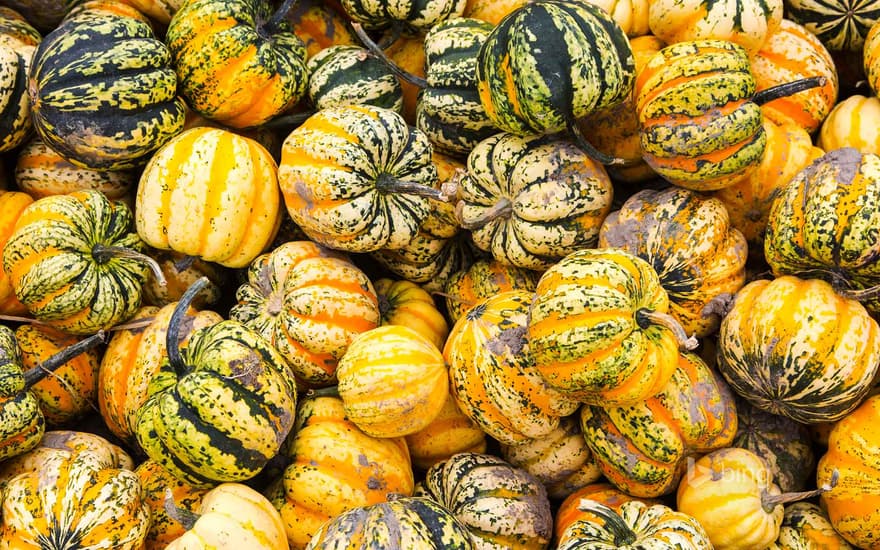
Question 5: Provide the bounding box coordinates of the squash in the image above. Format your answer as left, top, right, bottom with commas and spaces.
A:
818, 95, 880, 153
554, 483, 661, 540
287, 0, 355, 58
340, 0, 467, 32
0, 0, 65, 32
268, 394, 414, 549
442, 258, 540, 324
375, 278, 448, 350
0, 38, 35, 154
141, 249, 227, 308
417, 452, 554, 550
586, 0, 651, 37
866, 19, 880, 95
62, 0, 154, 24
384, 33, 426, 124
817, 394, 880, 548
717, 275, 880, 424
785, 0, 880, 50
770, 502, 855, 549
580, 351, 738, 498
166, 0, 308, 128
136, 126, 282, 269
134, 278, 298, 487
0, 190, 33, 316
0, 447, 149, 549
476, 0, 635, 164
336, 325, 448, 438
135, 459, 209, 550
405, 392, 487, 471
306, 44, 403, 113
677, 447, 836, 550
752, 18, 839, 133
2, 190, 160, 335
527, 247, 695, 406
598, 186, 748, 338
444, 290, 580, 445
557, 500, 712, 549
165, 483, 288, 550
370, 231, 476, 293
28, 12, 186, 171
278, 104, 444, 253
305, 495, 474, 549
456, 132, 614, 270
463, 0, 527, 24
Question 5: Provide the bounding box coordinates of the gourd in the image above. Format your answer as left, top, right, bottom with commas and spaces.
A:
442, 258, 540, 323
340, 0, 467, 32
405, 393, 487, 471
769, 502, 854, 549
0, 44, 33, 155
135, 459, 208, 550
554, 483, 661, 540
306, 44, 403, 113
0, 190, 33, 316
287, 0, 355, 58
818, 95, 880, 153
374, 278, 448, 350
785, 0, 880, 50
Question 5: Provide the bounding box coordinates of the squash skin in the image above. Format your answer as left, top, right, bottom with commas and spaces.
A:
0, 44, 32, 154
28, 14, 186, 171
769, 502, 854, 549
405, 393, 487, 471
443, 259, 540, 323
554, 483, 661, 540
307, 44, 403, 113
786, 0, 880, 51
0, 326, 43, 463
0, 190, 32, 316
340, 0, 467, 32
818, 95, 880, 153
136, 459, 209, 550
375, 278, 449, 350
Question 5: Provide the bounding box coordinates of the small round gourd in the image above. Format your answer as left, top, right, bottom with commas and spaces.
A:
306, 44, 403, 113
648, 0, 782, 53
786, 0, 880, 51
818, 95, 880, 154
0, 190, 32, 315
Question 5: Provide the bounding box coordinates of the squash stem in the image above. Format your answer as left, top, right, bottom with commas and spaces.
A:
166, 277, 210, 375
265, 0, 298, 32
835, 283, 880, 302
567, 118, 627, 166
351, 22, 429, 89
163, 488, 200, 530
753, 76, 827, 106
172, 254, 197, 273
454, 197, 512, 229
92, 244, 167, 288
376, 173, 454, 202
262, 110, 315, 131
304, 386, 340, 399
762, 469, 838, 510
23, 330, 107, 388
576, 500, 637, 546
635, 309, 698, 351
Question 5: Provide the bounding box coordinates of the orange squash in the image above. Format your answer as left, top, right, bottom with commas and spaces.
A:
0, 190, 32, 315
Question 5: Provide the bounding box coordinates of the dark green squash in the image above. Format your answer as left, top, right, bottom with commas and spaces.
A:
306, 44, 403, 113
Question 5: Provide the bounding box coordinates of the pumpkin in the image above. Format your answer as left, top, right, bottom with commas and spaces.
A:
476, 0, 635, 164
336, 324, 448, 438
732, 397, 816, 493
340, 0, 467, 32
818, 94, 880, 153
306, 44, 403, 113
0, 447, 149, 549
598, 186, 748, 338
229, 240, 380, 387
141, 249, 227, 308
134, 278, 298, 487
0, 0, 65, 32
586, 0, 651, 37
580, 351, 738, 498
444, 290, 580, 445
648, 0, 782, 53
712, 118, 824, 261
405, 392, 487, 471
500, 415, 604, 500
443, 258, 540, 323
717, 275, 880, 424
14, 137, 136, 200
557, 500, 712, 549
0, 190, 32, 316
2, 190, 160, 335
770, 502, 855, 549
417, 452, 554, 550
785, 0, 880, 50
554, 483, 661, 540
135, 459, 209, 550
817, 394, 880, 548
375, 278, 448, 350
456, 132, 614, 270
28, 12, 186, 171
278, 104, 445, 253
165, 483, 288, 550
527, 247, 695, 406
0, 34, 36, 154
0, 6, 41, 50
136, 126, 282, 269
166, 0, 308, 128
269, 394, 414, 548
99, 301, 223, 446
677, 447, 836, 550
305, 495, 474, 549
287, 0, 355, 58
752, 18, 839, 133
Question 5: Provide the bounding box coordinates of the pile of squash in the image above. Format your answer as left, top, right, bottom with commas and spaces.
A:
3, 0, 880, 547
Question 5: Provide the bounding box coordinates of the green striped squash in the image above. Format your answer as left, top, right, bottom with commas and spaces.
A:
307, 44, 403, 113
2, 190, 152, 335
771, 502, 856, 549
0, 326, 44, 463
370, 231, 476, 293
443, 258, 540, 323
416, 17, 497, 158
0, 43, 32, 154
786, 0, 880, 50
28, 13, 186, 171
476, 0, 634, 150
341, 0, 467, 31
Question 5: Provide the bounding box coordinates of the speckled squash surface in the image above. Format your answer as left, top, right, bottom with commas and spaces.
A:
554, 483, 661, 540
718, 276, 880, 424
599, 186, 748, 338
444, 290, 580, 446
135, 459, 209, 550
769, 502, 855, 549
385, 34, 426, 124
307, 44, 403, 113
287, 0, 355, 58
527, 247, 683, 406
141, 249, 227, 308
0, 190, 32, 316
648, 0, 782, 53
457, 133, 614, 270
0, 326, 44, 463
371, 231, 475, 293
375, 278, 448, 350
343, 0, 467, 31
866, 19, 880, 94
818, 95, 880, 154
463, 0, 527, 23
443, 259, 540, 323
405, 393, 487, 472
0, 44, 33, 155
586, 0, 651, 36
785, 0, 880, 50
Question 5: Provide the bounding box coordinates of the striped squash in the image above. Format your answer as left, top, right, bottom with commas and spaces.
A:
385, 34, 426, 124
0, 190, 32, 316
554, 483, 661, 540
62, 0, 154, 24
718, 276, 880, 424
444, 290, 580, 446
269, 395, 414, 548
166, 0, 308, 128
598, 187, 748, 338
405, 393, 487, 471
28, 13, 186, 171
278, 105, 440, 253
770, 502, 854, 549
0, 44, 34, 154
341, 0, 467, 31
443, 258, 540, 323
287, 0, 355, 58
476, 0, 635, 161
866, 20, 880, 94
229, 241, 380, 387
306, 44, 403, 113
586, 0, 651, 36
818, 94, 880, 153
0, 5, 42, 50
370, 231, 475, 293
580, 352, 738, 498
457, 133, 614, 270
417, 453, 553, 550
2, 190, 153, 335
785, 0, 880, 50
136, 127, 282, 269
141, 248, 227, 308
1, 448, 149, 549
0, 326, 44, 463
375, 278, 449, 350
135, 459, 209, 550
463, 0, 527, 23
648, 0, 783, 53
527, 248, 690, 406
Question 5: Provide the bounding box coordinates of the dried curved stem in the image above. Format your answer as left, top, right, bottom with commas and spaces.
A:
455, 198, 512, 230
635, 309, 699, 351
23, 331, 107, 388
92, 244, 166, 287
166, 277, 210, 376
351, 22, 429, 89
762, 469, 838, 511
